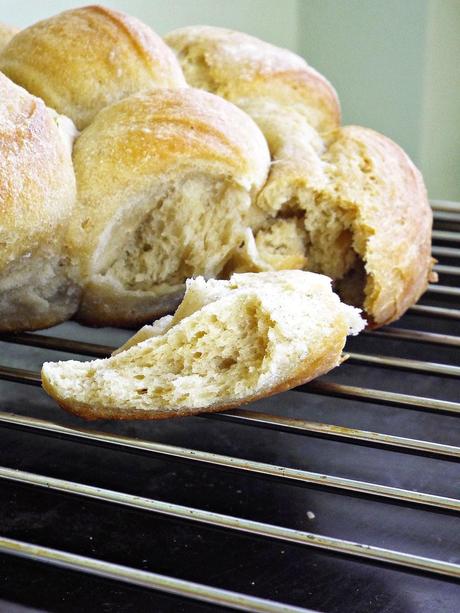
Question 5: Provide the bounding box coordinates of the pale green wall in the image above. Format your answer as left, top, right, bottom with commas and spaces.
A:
298, 0, 459, 200
1, 0, 458, 199
0, 0, 299, 48
299, 0, 428, 162
420, 0, 460, 201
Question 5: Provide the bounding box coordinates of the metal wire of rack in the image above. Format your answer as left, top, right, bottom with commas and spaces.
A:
0, 200, 459, 612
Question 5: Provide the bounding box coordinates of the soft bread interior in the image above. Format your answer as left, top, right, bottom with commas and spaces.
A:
221, 103, 369, 307
104, 173, 250, 292
229, 115, 374, 312
42, 271, 364, 418
253, 194, 365, 298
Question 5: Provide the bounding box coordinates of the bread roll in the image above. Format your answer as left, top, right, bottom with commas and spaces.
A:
42, 271, 364, 420
0, 6, 186, 129
70, 87, 271, 327
166, 26, 435, 326
254, 126, 435, 326
165, 26, 340, 134
0, 73, 79, 332
0, 22, 18, 52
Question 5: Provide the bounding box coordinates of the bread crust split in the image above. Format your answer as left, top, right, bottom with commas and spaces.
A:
42, 271, 365, 421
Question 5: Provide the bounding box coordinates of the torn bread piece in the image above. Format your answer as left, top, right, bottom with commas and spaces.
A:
42, 271, 364, 421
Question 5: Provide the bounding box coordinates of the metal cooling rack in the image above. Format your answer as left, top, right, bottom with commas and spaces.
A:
0, 199, 459, 612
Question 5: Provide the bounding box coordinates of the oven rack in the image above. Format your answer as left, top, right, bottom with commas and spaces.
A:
0, 199, 459, 612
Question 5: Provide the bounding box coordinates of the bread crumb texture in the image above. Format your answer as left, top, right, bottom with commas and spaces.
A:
42, 271, 364, 419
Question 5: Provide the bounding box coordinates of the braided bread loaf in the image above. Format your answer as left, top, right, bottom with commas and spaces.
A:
0, 6, 435, 336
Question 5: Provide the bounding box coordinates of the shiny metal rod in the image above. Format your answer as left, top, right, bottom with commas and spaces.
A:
433, 211, 460, 223
347, 351, 460, 377
432, 246, 460, 258
433, 264, 460, 277
0, 471, 459, 579
0, 366, 41, 385
432, 230, 460, 243
430, 199, 460, 212
209, 410, 460, 459
408, 305, 460, 320
427, 284, 460, 297
0, 332, 112, 358
307, 381, 460, 415
0, 536, 308, 612
0, 418, 458, 510
366, 327, 460, 347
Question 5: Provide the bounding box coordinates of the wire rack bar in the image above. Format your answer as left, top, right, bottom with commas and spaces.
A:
433, 212, 460, 223
1, 469, 459, 580
1, 365, 459, 416
432, 230, 460, 243
0, 405, 458, 487
209, 410, 460, 459
433, 264, 460, 277
306, 381, 460, 414
408, 305, 460, 320
428, 284, 460, 297
0, 366, 41, 386
347, 352, 460, 377
366, 328, 460, 347
0, 537, 308, 613
2, 334, 459, 378
0, 415, 458, 510
430, 200, 460, 212
0, 333, 112, 358
432, 246, 460, 258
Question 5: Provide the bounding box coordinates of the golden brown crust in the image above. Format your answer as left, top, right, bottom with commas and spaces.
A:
0, 22, 18, 51
42, 317, 345, 420
236, 124, 434, 327
0, 73, 79, 331
323, 126, 434, 326
70, 87, 270, 326
71, 87, 269, 277
0, 5, 186, 129
165, 26, 340, 134
0, 73, 75, 268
